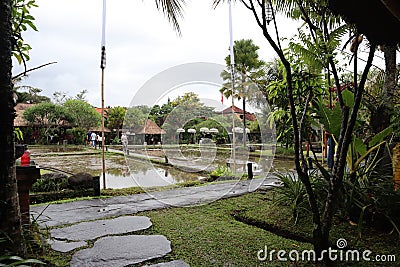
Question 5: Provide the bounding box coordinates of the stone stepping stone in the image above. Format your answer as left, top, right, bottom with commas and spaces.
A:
46, 239, 87, 253
144, 260, 190, 266
50, 216, 151, 241
70, 235, 171, 267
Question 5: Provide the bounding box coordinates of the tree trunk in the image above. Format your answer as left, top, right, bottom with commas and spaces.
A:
370, 45, 396, 180
382, 44, 396, 129
0, 0, 25, 256
370, 44, 396, 133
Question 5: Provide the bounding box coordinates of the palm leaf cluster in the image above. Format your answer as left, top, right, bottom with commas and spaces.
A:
155, 0, 186, 35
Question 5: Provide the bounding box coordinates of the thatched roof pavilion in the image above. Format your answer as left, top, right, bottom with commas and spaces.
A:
89, 126, 111, 133
136, 119, 166, 135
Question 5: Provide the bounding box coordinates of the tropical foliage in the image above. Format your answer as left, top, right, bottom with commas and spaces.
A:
149, 102, 174, 126
161, 93, 215, 141
63, 99, 102, 129
273, 172, 308, 224
214, 0, 398, 258
11, 0, 38, 66
13, 86, 50, 104
106, 106, 126, 138
22, 102, 73, 143
124, 105, 150, 129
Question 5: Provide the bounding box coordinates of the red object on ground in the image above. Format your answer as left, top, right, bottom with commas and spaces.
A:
21, 150, 31, 166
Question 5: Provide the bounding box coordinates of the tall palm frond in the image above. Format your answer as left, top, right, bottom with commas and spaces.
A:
155, 0, 186, 35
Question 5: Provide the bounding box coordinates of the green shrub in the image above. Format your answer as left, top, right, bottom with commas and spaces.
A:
30, 189, 96, 204
31, 173, 69, 193
272, 172, 309, 224
111, 136, 121, 145
210, 165, 233, 178
341, 155, 400, 237
66, 127, 86, 145
275, 146, 294, 157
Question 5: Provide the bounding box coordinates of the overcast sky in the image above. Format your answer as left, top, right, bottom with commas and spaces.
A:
12, 0, 302, 108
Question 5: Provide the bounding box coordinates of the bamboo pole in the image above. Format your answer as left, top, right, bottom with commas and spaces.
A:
100, 0, 107, 189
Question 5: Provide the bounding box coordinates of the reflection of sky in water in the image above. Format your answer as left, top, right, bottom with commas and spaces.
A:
99, 168, 177, 189
124, 158, 201, 188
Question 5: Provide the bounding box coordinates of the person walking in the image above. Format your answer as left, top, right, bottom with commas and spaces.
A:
90, 132, 97, 148
98, 133, 103, 148
87, 131, 92, 146
121, 133, 128, 153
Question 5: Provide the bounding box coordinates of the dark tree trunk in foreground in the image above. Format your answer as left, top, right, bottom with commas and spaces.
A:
0, 0, 25, 256
370, 44, 396, 133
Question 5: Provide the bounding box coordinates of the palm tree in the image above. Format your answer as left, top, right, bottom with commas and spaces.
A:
0, 0, 186, 256
220, 39, 265, 146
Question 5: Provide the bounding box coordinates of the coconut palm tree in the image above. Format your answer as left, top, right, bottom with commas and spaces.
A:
220, 39, 265, 146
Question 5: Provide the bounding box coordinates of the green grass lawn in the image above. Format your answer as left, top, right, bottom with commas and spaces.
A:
137, 192, 399, 266
138, 193, 313, 267
37, 190, 399, 266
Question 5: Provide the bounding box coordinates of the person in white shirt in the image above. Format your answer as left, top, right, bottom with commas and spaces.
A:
121, 133, 128, 153
90, 132, 97, 148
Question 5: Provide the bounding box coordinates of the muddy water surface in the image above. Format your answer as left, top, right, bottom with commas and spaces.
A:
30, 146, 293, 189
31, 147, 204, 189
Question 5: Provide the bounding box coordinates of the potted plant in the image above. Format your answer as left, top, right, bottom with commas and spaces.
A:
14, 128, 26, 159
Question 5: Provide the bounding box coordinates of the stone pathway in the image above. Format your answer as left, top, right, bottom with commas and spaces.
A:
47, 215, 186, 266
70, 235, 172, 267
49, 216, 151, 242
32, 178, 278, 228
32, 176, 280, 266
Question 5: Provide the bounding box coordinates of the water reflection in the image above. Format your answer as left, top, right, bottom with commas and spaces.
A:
32, 151, 203, 189
119, 158, 201, 188
100, 170, 176, 189
31, 146, 293, 189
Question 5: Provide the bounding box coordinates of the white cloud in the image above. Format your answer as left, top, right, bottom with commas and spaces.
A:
12, 0, 300, 107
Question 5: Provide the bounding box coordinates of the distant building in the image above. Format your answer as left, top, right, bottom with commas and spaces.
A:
217, 105, 256, 122
137, 119, 165, 145
94, 107, 109, 118
14, 103, 35, 127
13, 103, 71, 144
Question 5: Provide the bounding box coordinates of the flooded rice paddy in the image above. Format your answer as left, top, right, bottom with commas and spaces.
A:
29, 146, 294, 189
